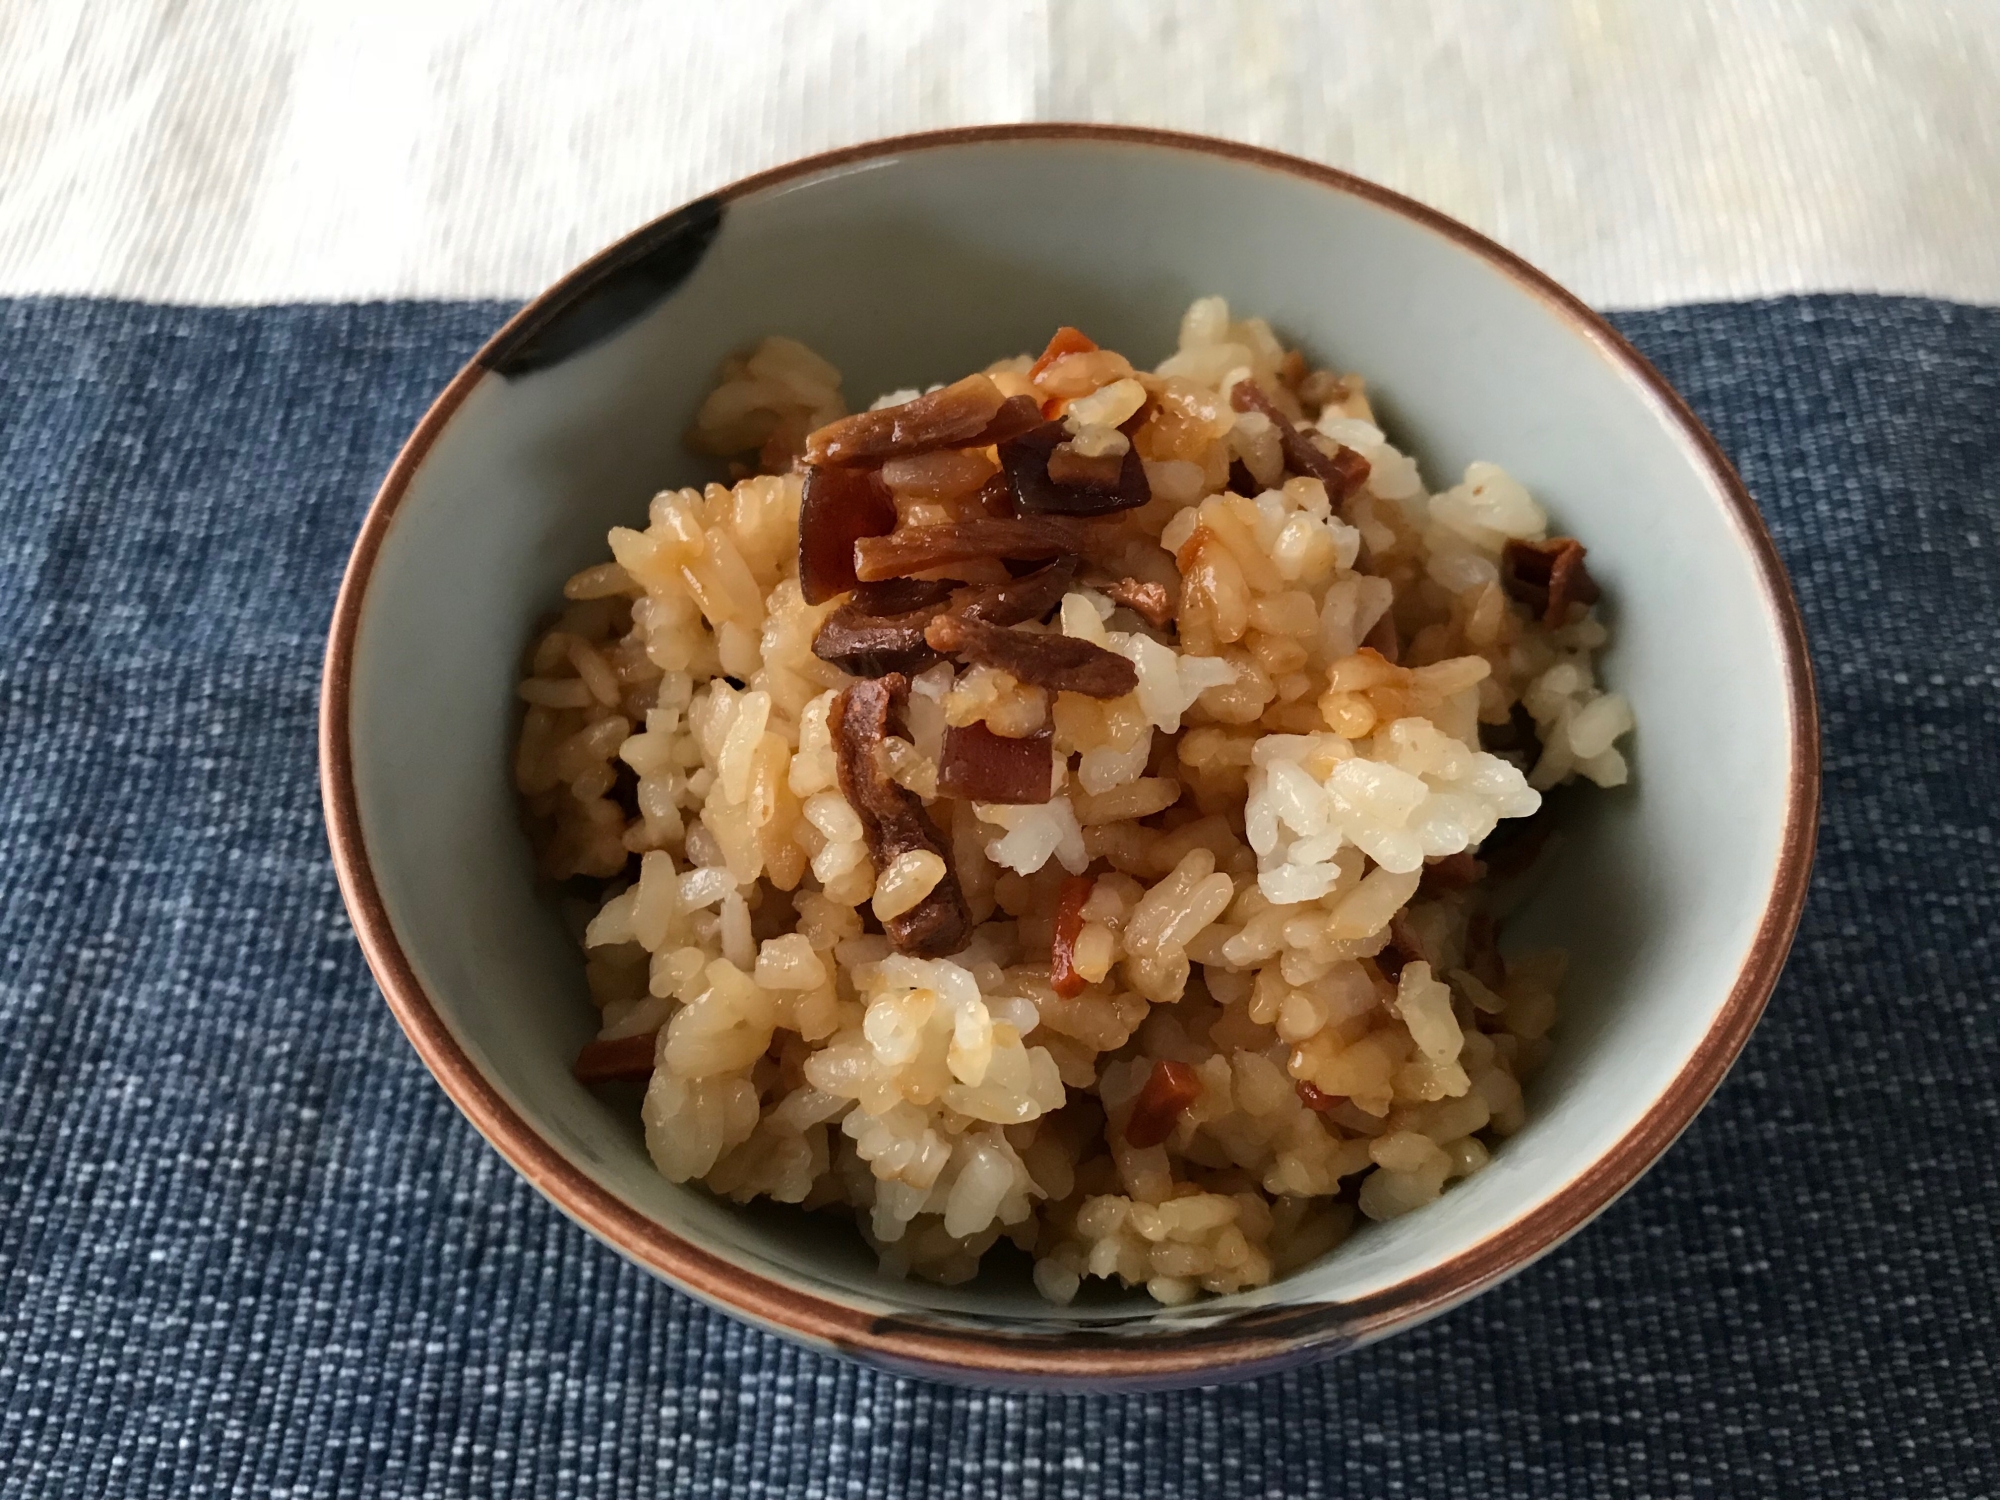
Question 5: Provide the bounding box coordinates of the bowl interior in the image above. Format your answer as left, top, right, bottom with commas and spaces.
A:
343, 136, 1801, 1339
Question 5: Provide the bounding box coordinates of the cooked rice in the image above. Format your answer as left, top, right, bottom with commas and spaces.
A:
515, 298, 1633, 1304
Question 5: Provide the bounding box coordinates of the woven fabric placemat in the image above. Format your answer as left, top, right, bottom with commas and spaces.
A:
0, 293, 1993, 1497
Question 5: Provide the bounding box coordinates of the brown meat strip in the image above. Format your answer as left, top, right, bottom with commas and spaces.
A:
830, 676, 973, 957
812, 558, 1079, 678
1501, 537, 1601, 628
805, 374, 1008, 467
1229, 380, 1372, 500
955, 554, 1078, 626
808, 592, 948, 680
853, 516, 1106, 582
924, 614, 1138, 698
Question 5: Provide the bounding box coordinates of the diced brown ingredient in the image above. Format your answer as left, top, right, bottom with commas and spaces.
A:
1277, 349, 1308, 389
1295, 1080, 1345, 1113
1501, 537, 1600, 628
798, 465, 898, 604
925, 614, 1139, 698
1229, 380, 1371, 500
812, 612, 938, 679
853, 516, 1106, 581
1419, 850, 1486, 895
1125, 1059, 1203, 1147
1102, 577, 1175, 628
832, 676, 973, 957
573, 1031, 658, 1083
805, 375, 1009, 467
939, 722, 1055, 804
968, 394, 1047, 449
1049, 873, 1094, 997
1028, 326, 1098, 383
1000, 420, 1152, 516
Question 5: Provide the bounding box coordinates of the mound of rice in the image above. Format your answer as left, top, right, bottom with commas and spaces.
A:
513, 299, 1633, 1306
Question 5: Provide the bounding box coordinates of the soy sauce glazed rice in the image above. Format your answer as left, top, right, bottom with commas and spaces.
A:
514, 300, 1635, 1306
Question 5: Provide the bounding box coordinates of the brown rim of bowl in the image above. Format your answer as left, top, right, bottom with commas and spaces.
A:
319, 122, 1820, 1388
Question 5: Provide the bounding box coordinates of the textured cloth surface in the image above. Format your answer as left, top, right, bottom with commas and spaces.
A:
5, 1, 2000, 309
0, 293, 1996, 1497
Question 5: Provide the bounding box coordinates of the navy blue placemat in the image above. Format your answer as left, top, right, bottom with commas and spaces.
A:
1, 294, 1994, 1498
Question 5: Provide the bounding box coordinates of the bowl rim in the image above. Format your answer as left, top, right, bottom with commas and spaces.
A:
319, 122, 1820, 1387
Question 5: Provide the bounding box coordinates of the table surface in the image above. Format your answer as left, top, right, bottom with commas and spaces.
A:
1, 6, 1996, 1497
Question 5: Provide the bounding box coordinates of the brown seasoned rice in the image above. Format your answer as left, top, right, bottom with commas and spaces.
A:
513, 299, 1633, 1305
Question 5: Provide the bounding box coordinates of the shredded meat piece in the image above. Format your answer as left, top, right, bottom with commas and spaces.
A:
798, 465, 898, 604
924, 614, 1139, 698
812, 559, 1079, 679
830, 676, 972, 957
1229, 380, 1371, 500
1049, 874, 1094, 996
1125, 1059, 1203, 1148
1501, 537, 1600, 627
955, 554, 1077, 626
1295, 1080, 1346, 1113
1029, 326, 1098, 383
853, 577, 959, 614
1102, 577, 1175, 628
853, 516, 1106, 581
572, 1031, 658, 1083
805, 374, 1008, 467
939, 722, 1055, 804
808, 596, 948, 680
1000, 420, 1151, 516
1419, 850, 1486, 895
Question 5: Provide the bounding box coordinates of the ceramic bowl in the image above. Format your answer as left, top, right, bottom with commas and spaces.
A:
320, 125, 1818, 1390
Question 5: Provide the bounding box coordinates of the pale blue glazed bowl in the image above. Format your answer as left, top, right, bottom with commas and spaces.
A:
321, 126, 1817, 1390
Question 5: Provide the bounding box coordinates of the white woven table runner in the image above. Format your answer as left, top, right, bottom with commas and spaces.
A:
4, 0, 1996, 308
